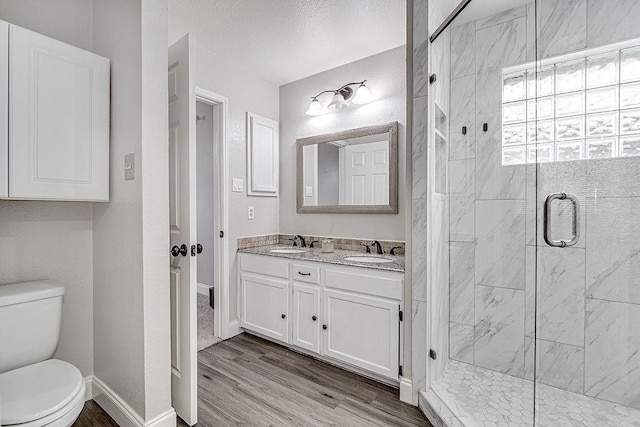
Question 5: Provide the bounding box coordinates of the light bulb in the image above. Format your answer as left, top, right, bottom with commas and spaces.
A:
305, 98, 324, 116
352, 83, 373, 104
328, 92, 348, 110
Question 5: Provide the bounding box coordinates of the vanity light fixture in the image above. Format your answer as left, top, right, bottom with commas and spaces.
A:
305, 80, 373, 116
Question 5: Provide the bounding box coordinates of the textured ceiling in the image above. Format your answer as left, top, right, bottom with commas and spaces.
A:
168, 0, 406, 86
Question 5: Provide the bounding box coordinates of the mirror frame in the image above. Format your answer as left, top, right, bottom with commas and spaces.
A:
296, 122, 399, 214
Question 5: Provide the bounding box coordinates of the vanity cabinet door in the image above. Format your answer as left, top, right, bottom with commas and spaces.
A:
8, 24, 109, 201
291, 282, 320, 353
241, 273, 289, 343
322, 289, 399, 380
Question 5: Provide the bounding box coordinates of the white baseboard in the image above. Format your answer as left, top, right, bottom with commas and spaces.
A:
399, 378, 414, 405
197, 282, 212, 296
227, 319, 241, 338
84, 376, 94, 401
92, 376, 176, 427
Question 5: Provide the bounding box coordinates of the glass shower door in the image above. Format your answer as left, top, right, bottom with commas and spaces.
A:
532, 1, 640, 424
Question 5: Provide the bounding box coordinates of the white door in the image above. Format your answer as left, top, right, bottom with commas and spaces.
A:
322, 289, 399, 380
168, 34, 197, 426
343, 141, 389, 205
292, 282, 320, 353
241, 273, 289, 342
0, 20, 8, 198
8, 24, 109, 201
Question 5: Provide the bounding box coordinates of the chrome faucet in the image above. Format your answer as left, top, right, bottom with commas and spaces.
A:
371, 240, 383, 254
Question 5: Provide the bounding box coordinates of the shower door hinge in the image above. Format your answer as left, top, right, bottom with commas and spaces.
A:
209, 286, 215, 309
430, 349, 437, 360
399, 310, 403, 321
429, 74, 437, 85
399, 365, 403, 376
219, 230, 224, 238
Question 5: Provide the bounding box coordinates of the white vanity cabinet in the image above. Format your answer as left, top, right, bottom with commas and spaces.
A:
291, 282, 321, 352
323, 267, 401, 380
239, 253, 404, 382
0, 21, 110, 201
240, 254, 290, 342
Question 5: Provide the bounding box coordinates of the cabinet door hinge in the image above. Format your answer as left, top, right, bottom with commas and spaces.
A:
399, 310, 403, 321
430, 349, 437, 360
399, 365, 403, 376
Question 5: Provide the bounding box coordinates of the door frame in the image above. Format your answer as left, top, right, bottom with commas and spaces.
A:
195, 87, 230, 340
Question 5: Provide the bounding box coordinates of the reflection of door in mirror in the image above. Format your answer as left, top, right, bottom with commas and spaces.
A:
342, 141, 389, 205
296, 122, 398, 213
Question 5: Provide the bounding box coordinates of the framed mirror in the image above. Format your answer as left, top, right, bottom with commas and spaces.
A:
296, 122, 398, 214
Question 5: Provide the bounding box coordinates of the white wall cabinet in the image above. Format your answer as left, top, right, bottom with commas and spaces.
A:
239, 253, 403, 382
246, 112, 278, 197
0, 21, 110, 201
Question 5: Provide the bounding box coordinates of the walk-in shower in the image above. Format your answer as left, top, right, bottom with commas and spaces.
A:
420, 0, 640, 425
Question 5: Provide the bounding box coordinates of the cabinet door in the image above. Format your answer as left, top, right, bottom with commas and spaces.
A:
292, 282, 320, 353
246, 112, 278, 196
9, 25, 110, 201
241, 273, 289, 343
322, 289, 399, 380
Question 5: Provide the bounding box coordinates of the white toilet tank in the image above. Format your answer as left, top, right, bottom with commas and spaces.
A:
0, 280, 65, 374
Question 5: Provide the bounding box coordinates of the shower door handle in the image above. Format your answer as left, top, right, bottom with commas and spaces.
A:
543, 192, 579, 248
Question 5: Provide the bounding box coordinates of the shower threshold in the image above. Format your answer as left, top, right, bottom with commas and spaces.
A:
419, 360, 640, 427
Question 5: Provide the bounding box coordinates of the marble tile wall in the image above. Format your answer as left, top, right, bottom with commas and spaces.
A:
443, 0, 640, 412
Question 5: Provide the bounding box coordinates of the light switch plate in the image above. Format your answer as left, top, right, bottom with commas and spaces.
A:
248, 206, 255, 219
232, 178, 243, 193
124, 153, 135, 180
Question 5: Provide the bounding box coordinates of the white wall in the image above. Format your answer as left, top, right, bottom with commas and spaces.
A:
279, 46, 407, 240
196, 101, 215, 287
93, 0, 172, 421
0, 0, 95, 379
167, 32, 281, 324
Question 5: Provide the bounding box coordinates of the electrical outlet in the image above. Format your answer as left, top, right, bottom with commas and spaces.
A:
232, 178, 243, 193
305, 186, 313, 197
248, 206, 255, 219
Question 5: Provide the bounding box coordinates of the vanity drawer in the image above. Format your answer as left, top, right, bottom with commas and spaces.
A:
325, 267, 402, 300
240, 254, 290, 279
292, 263, 320, 284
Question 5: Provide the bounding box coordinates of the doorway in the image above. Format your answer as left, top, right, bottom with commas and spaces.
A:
195, 88, 229, 348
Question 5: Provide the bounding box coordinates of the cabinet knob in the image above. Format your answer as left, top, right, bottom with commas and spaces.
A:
322, 324, 328, 330
312, 315, 317, 321
281, 314, 286, 319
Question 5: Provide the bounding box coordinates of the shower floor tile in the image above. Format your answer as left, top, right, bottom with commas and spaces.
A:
429, 360, 640, 426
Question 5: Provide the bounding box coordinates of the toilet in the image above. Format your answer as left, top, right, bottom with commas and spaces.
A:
0, 280, 85, 427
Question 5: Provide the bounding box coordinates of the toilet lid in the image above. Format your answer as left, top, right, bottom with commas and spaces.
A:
0, 359, 83, 425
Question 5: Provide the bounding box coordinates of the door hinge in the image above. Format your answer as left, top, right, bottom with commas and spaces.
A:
399, 365, 403, 376
209, 286, 214, 309
219, 230, 224, 238
399, 310, 403, 321
430, 349, 437, 360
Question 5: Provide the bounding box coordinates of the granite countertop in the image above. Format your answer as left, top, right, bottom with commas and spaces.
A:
238, 245, 405, 273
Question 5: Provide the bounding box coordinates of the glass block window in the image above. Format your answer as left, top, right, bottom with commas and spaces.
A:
502, 41, 640, 165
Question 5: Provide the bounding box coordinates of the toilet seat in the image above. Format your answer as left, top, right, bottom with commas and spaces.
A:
0, 359, 85, 426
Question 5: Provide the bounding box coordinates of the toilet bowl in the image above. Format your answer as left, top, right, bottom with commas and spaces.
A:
0, 281, 85, 427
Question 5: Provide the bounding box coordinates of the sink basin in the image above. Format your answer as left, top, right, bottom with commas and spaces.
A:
269, 248, 308, 254
343, 256, 394, 264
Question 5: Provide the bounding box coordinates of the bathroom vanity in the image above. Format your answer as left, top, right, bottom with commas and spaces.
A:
238, 247, 404, 383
